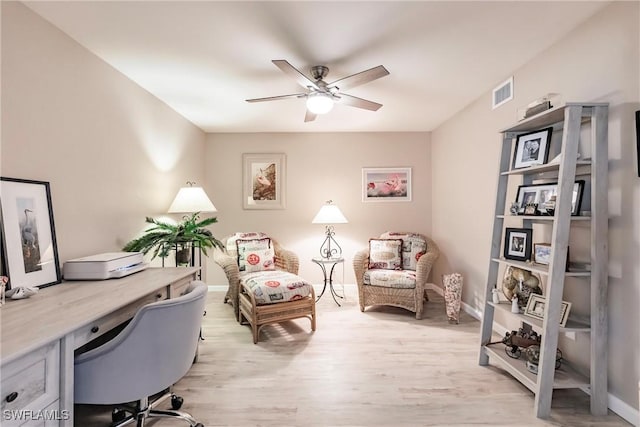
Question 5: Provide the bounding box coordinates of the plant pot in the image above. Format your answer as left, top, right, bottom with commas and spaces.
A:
176, 247, 192, 266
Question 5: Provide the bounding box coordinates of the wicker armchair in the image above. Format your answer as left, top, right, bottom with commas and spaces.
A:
353, 232, 439, 319
213, 233, 316, 343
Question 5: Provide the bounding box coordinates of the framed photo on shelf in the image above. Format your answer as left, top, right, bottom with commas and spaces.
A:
242, 153, 286, 210
524, 294, 572, 327
0, 177, 61, 289
534, 243, 570, 270
533, 243, 552, 265
515, 180, 584, 216
362, 167, 411, 202
503, 227, 532, 262
512, 127, 552, 169
524, 204, 538, 216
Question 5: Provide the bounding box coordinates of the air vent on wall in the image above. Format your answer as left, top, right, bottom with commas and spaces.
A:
492, 76, 513, 109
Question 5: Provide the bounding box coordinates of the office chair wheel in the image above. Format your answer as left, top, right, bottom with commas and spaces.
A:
111, 408, 127, 423
171, 394, 184, 410
195, 424, 204, 427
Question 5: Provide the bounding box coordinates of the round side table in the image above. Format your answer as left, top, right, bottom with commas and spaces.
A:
311, 257, 344, 306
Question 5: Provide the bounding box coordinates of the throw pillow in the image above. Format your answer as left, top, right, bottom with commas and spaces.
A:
236, 237, 275, 273
226, 232, 268, 257
381, 232, 427, 271
368, 238, 403, 270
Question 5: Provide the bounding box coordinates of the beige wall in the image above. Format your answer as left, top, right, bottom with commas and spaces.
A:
431, 1, 639, 415
1, 2, 207, 263
204, 132, 431, 285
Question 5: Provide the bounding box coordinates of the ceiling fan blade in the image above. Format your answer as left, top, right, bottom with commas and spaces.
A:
272, 60, 319, 91
328, 65, 389, 92
246, 93, 306, 103
304, 110, 317, 122
336, 94, 383, 111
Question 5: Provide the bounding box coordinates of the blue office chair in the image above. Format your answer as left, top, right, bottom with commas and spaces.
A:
74, 281, 208, 427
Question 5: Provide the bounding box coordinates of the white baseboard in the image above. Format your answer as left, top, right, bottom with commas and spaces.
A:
605, 393, 639, 426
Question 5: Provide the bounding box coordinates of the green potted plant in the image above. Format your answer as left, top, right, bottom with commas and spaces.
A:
123, 212, 223, 265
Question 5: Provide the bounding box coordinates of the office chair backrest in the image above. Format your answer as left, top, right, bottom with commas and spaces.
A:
74, 281, 208, 404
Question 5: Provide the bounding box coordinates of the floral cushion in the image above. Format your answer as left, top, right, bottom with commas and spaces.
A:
363, 269, 417, 289
368, 239, 403, 270
226, 232, 268, 257
236, 237, 275, 273
381, 232, 427, 271
241, 270, 313, 305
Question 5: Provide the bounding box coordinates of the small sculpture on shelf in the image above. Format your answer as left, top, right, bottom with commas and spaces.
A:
488, 324, 541, 359
502, 266, 543, 311
509, 202, 520, 215
491, 288, 501, 304
511, 295, 520, 313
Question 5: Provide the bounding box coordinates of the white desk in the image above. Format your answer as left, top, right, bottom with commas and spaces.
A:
0, 267, 198, 426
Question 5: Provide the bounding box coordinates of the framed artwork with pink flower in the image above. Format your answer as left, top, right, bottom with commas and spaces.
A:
242, 153, 286, 210
362, 167, 411, 202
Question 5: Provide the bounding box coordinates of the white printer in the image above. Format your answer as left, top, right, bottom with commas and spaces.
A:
63, 252, 148, 280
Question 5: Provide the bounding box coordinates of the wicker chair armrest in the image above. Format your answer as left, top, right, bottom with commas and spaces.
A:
213, 248, 242, 319
415, 237, 440, 285
275, 248, 299, 274
352, 248, 370, 288
213, 250, 238, 272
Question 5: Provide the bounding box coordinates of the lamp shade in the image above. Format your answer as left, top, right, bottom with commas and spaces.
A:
168, 183, 217, 213
312, 201, 348, 224
306, 93, 334, 115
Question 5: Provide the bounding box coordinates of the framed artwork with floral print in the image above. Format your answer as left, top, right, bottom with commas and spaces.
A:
362, 167, 411, 202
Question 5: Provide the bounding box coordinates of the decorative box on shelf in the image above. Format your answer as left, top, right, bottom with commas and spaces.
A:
516, 93, 562, 122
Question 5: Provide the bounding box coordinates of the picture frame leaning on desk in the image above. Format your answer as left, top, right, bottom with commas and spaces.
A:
0, 177, 62, 290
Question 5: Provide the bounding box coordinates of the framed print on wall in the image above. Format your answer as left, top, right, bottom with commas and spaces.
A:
0, 177, 61, 289
243, 153, 286, 210
503, 227, 532, 262
362, 167, 411, 202
512, 127, 552, 169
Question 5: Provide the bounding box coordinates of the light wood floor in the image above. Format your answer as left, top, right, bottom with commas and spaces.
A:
75, 288, 631, 426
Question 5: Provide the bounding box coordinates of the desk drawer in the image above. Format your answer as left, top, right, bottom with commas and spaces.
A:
1, 342, 59, 427
169, 275, 196, 298
73, 288, 168, 349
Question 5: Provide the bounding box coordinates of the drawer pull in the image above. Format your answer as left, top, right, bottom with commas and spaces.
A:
91, 326, 100, 333
5, 391, 18, 403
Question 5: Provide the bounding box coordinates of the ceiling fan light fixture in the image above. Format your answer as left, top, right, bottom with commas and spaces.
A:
306, 92, 334, 114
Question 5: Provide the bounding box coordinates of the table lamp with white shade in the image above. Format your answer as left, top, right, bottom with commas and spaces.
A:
312, 200, 348, 260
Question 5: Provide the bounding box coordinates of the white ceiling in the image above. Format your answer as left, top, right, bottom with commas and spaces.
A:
23, 1, 608, 133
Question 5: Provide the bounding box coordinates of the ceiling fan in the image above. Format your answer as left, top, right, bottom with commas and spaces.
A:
246, 60, 390, 122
